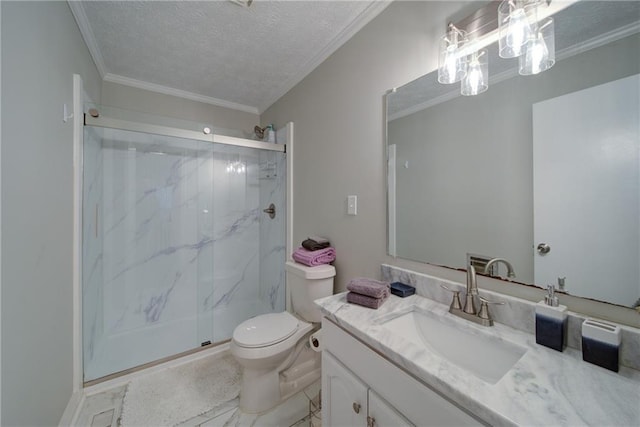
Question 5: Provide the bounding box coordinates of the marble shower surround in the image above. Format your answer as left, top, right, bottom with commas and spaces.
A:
83, 126, 286, 381
381, 264, 640, 371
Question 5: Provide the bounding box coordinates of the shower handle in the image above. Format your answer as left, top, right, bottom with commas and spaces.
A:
263, 203, 276, 219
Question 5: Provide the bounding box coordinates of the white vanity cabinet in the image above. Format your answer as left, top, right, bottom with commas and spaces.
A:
321, 318, 484, 427
323, 351, 413, 427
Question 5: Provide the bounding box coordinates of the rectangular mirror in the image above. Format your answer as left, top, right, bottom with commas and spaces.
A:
386, 1, 640, 309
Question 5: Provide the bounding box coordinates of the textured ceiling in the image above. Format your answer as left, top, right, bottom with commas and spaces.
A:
71, 1, 389, 114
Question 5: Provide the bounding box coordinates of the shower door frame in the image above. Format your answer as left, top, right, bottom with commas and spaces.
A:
71, 75, 294, 398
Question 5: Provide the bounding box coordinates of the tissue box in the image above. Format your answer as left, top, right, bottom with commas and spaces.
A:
582, 319, 621, 372
390, 282, 415, 297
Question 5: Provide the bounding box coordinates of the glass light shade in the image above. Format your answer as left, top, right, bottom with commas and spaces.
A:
438, 30, 467, 84
461, 50, 488, 96
498, 0, 534, 58
519, 18, 555, 75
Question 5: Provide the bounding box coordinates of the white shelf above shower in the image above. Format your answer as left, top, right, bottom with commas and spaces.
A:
85, 113, 285, 153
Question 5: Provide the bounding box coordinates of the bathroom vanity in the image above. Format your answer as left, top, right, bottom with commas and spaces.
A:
317, 267, 640, 426
321, 318, 482, 426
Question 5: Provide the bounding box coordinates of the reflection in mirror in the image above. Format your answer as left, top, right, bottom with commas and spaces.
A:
386, 1, 640, 309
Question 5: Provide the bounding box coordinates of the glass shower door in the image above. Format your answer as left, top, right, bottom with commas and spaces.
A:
205, 145, 287, 343
82, 124, 285, 382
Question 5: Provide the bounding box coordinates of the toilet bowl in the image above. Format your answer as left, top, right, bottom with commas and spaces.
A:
230, 261, 335, 413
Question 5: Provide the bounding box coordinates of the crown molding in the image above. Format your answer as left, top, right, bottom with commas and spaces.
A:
69, 0, 391, 116
103, 74, 260, 115
555, 20, 640, 63
67, 1, 107, 78
257, 0, 393, 113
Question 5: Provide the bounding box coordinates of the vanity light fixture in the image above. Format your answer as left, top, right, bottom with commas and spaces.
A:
438, 24, 468, 84
461, 49, 488, 96
437, 0, 556, 96
519, 17, 555, 75
498, 0, 534, 58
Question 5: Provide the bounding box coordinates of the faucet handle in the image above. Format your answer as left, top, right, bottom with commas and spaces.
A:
477, 296, 505, 321
440, 285, 462, 310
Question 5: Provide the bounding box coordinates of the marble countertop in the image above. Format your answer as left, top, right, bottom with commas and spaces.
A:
316, 292, 640, 426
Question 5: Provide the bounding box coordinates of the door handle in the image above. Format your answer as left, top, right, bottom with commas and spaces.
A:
537, 243, 551, 255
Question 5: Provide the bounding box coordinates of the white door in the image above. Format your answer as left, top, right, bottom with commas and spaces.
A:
368, 389, 414, 427
322, 351, 368, 427
533, 74, 640, 306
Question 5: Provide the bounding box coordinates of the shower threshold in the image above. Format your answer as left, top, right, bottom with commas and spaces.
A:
83, 339, 230, 387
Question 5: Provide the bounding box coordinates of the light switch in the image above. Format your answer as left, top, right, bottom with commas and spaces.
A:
347, 195, 357, 215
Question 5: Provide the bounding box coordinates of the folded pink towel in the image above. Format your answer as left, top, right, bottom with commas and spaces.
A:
347, 291, 388, 309
292, 246, 336, 266
347, 277, 390, 299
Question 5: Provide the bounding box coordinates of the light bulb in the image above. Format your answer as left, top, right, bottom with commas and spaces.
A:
519, 18, 555, 75
443, 46, 459, 82
506, 8, 532, 55
467, 61, 484, 92
461, 50, 488, 96
498, 0, 535, 59
529, 36, 548, 74
438, 26, 467, 84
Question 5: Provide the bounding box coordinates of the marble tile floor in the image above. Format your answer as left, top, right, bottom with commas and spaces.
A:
75, 373, 321, 427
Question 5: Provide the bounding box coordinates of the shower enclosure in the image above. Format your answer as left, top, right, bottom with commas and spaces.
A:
82, 112, 286, 382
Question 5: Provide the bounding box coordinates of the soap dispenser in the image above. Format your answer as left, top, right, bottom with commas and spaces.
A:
535, 285, 568, 351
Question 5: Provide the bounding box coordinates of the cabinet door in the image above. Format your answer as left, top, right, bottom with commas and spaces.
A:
322, 351, 368, 427
368, 390, 414, 427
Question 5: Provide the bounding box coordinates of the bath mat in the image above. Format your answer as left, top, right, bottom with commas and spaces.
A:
120, 352, 241, 427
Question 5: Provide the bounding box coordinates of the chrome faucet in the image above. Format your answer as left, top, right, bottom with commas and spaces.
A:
463, 264, 478, 315
442, 257, 514, 326
484, 257, 516, 279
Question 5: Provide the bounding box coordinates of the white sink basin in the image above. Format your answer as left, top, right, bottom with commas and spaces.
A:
381, 310, 527, 384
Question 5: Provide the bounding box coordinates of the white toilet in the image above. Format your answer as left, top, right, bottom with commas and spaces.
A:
230, 261, 335, 413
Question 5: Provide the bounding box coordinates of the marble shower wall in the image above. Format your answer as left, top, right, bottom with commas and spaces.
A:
258, 130, 287, 315
83, 126, 286, 381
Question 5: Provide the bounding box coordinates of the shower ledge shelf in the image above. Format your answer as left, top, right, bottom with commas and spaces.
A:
84, 114, 286, 153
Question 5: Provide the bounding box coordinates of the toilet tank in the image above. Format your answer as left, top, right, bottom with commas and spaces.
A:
285, 261, 335, 322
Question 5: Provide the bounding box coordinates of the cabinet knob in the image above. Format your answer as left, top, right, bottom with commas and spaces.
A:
352, 402, 361, 414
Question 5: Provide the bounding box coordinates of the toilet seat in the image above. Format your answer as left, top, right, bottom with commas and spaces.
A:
233, 312, 299, 348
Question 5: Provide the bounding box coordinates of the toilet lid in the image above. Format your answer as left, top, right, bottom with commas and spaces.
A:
233, 312, 299, 348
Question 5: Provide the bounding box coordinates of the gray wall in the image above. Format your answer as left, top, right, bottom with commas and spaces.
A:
101, 81, 259, 135
261, 1, 475, 290
262, 1, 640, 327
1, 2, 101, 425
